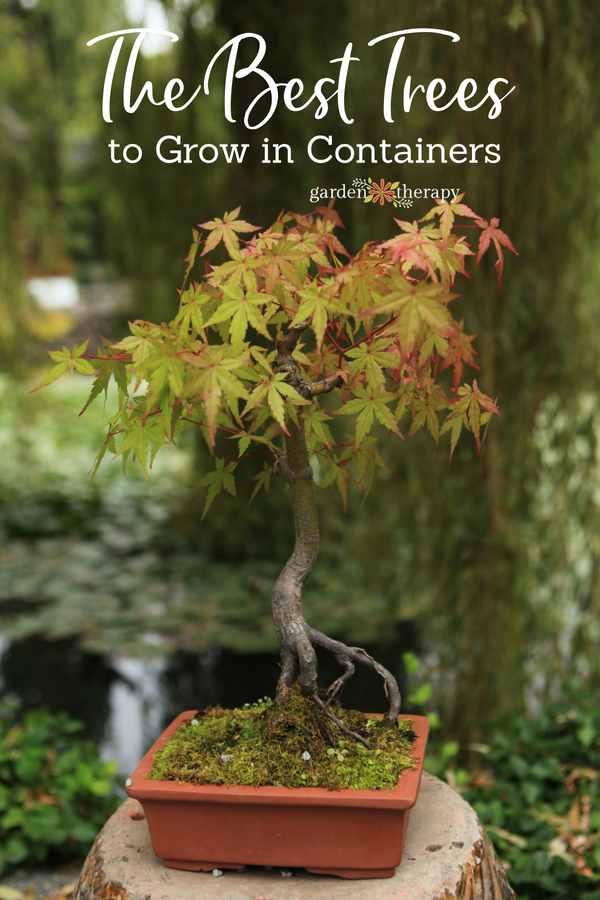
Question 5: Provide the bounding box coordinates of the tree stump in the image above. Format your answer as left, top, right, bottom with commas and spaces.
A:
72, 773, 517, 900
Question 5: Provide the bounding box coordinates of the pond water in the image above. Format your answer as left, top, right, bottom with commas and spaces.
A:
0, 633, 413, 777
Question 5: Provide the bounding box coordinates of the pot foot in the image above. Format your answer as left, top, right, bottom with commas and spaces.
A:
161, 859, 246, 872
306, 865, 395, 879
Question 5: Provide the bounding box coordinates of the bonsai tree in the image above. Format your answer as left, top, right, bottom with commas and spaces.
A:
35, 197, 515, 745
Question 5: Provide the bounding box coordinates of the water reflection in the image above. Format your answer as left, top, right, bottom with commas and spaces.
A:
0, 632, 414, 777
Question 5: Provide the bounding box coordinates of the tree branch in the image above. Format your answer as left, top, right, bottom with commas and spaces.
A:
277, 318, 312, 357
309, 373, 344, 397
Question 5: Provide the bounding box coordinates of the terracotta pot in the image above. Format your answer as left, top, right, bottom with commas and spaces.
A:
125, 710, 429, 879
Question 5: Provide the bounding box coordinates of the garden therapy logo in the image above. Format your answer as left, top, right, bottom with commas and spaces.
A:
356, 178, 411, 208
309, 180, 462, 208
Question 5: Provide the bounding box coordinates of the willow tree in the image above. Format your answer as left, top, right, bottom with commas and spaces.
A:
35, 199, 512, 727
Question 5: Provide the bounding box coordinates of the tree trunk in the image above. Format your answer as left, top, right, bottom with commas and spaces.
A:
270, 325, 402, 727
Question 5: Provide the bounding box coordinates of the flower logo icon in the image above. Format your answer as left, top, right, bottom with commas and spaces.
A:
366, 178, 400, 205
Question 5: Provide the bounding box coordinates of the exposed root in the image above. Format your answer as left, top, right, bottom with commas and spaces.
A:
312, 694, 373, 750
275, 618, 402, 729
310, 628, 402, 723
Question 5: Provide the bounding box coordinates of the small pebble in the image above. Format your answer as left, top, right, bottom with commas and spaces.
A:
191, 719, 199, 725
280, 869, 293, 877
302, 751, 311, 761
125, 777, 132, 787
212, 869, 223, 877
221, 754, 233, 762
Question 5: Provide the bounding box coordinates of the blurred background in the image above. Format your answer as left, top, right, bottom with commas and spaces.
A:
2, 0, 600, 891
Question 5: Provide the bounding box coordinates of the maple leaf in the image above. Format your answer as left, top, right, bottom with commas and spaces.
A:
286, 231, 332, 267
440, 319, 480, 394
320, 448, 355, 512
475, 218, 518, 290
345, 338, 398, 388
407, 386, 450, 446
355, 436, 389, 503
204, 284, 272, 345
175, 283, 212, 336
79, 337, 127, 416
195, 457, 237, 518
259, 238, 307, 292
182, 228, 202, 287
113, 413, 167, 481
142, 342, 187, 412
209, 251, 261, 291
112, 321, 164, 374
30, 339, 97, 392
292, 282, 341, 350
335, 384, 400, 445
366, 278, 456, 352
379, 222, 444, 280
440, 379, 500, 457
182, 345, 251, 444
244, 372, 310, 434
303, 404, 334, 451
249, 461, 272, 505
199, 207, 260, 256
420, 193, 479, 246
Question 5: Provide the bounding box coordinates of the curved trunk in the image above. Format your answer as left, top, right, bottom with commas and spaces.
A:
271, 419, 321, 705
270, 416, 402, 725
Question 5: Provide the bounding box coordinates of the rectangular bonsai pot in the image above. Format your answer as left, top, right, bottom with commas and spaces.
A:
125, 710, 429, 879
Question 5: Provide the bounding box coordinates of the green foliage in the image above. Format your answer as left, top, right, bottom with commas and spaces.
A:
39, 202, 510, 518
0, 701, 120, 874
404, 657, 600, 896
149, 687, 416, 791
461, 683, 600, 899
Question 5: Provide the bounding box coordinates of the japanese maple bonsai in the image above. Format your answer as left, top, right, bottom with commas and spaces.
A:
36, 196, 515, 744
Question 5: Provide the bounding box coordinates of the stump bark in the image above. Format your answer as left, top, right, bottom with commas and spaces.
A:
72, 773, 517, 900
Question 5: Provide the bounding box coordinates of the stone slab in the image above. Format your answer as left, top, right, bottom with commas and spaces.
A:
72, 773, 516, 900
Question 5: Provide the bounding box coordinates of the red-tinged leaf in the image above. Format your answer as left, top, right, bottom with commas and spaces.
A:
420, 193, 479, 246
475, 218, 518, 290
451, 379, 501, 451
441, 320, 479, 394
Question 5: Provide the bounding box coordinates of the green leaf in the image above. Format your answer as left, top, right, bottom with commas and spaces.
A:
292, 283, 339, 350
182, 227, 202, 286
199, 207, 260, 256
335, 386, 399, 445
345, 338, 398, 387
31, 339, 97, 392
249, 462, 272, 505
195, 458, 238, 518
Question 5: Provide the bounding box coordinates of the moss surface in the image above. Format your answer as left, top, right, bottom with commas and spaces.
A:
149, 688, 417, 790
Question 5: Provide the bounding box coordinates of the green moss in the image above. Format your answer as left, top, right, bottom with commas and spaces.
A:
149, 688, 417, 790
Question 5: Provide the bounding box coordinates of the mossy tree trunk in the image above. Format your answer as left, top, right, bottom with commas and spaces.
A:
270, 324, 402, 731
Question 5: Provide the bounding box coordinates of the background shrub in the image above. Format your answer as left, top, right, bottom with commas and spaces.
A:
0, 702, 120, 873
